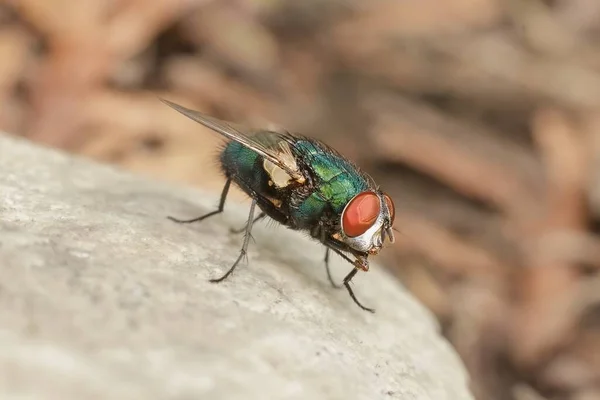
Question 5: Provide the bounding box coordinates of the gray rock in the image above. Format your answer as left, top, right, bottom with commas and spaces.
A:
0, 133, 474, 400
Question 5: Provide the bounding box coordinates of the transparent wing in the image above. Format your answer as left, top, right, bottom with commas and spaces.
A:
160, 98, 305, 182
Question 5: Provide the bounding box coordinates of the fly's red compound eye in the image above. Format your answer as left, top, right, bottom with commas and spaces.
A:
383, 193, 395, 224
342, 192, 381, 237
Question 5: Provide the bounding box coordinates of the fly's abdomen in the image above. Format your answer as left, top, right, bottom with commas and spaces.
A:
220, 141, 270, 193
220, 140, 291, 227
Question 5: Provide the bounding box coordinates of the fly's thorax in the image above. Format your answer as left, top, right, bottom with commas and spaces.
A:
337, 190, 396, 254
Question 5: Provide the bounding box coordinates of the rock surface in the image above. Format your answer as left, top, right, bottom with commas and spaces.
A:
0, 133, 474, 400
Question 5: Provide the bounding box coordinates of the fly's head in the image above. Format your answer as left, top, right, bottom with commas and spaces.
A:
339, 190, 396, 255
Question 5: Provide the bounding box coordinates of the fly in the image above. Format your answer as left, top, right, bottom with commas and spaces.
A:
161, 99, 396, 313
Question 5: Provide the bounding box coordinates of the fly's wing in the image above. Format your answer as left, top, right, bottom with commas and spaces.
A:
160, 98, 305, 183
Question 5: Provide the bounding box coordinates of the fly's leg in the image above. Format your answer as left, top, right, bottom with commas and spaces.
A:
168, 178, 231, 223
316, 224, 342, 289
323, 249, 342, 289
342, 268, 374, 313
329, 248, 375, 313
231, 212, 266, 234
210, 199, 257, 283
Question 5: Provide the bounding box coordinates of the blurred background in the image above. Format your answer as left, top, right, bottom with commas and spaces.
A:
1, 0, 600, 399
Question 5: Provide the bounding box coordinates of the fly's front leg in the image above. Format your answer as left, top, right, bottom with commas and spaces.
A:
328, 248, 374, 313
168, 178, 232, 224
210, 199, 257, 283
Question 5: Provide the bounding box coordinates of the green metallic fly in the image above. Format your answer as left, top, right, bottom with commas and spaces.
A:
161, 99, 396, 313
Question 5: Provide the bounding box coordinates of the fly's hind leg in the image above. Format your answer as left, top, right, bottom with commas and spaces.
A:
168, 178, 232, 224
210, 199, 257, 283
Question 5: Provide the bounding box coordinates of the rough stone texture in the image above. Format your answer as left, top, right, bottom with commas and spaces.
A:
0, 133, 474, 400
